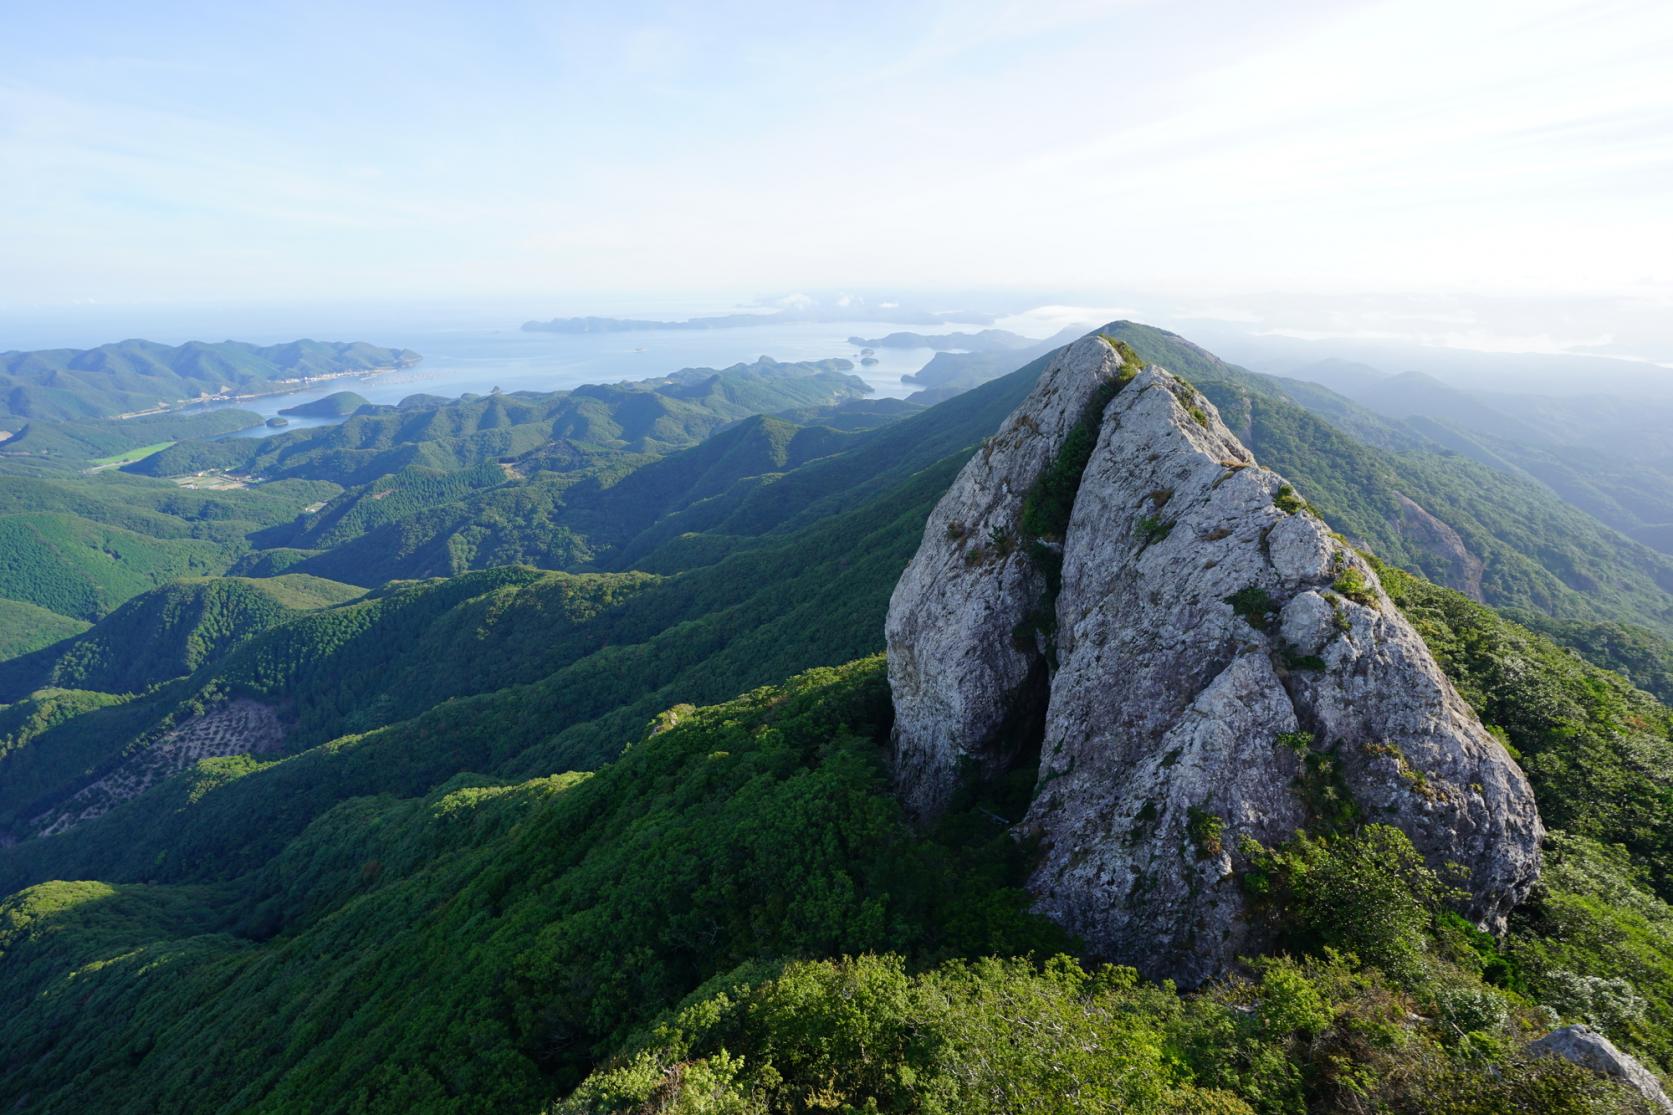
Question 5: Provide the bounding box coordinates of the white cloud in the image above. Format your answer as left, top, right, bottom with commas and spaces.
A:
1, 0, 1670, 308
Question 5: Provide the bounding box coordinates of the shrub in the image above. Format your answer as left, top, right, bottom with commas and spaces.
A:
1280, 646, 1326, 671
1432, 984, 1510, 1039
1276, 730, 1314, 755
1137, 515, 1173, 545
1541, 970, 1648, 1037
1188, 807, 1226, 859
1225, 585, 1275, 629
1332, 564, 1377, 606
1273, 485, 1307, 515
1285, 826, 1445, 985
1097, 335, 1146, 384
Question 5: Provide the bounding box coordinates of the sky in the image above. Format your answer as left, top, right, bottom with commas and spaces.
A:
3, 0, 1673, 328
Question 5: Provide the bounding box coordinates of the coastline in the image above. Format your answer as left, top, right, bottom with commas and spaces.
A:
112, 361, 417, 421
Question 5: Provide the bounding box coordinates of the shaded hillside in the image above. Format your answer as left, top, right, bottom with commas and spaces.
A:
0, 575, 362, 701
1, 337, 1672, 1111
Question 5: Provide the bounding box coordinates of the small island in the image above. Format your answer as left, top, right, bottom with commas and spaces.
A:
265, 416, 290, 428
277, 391, 372, 419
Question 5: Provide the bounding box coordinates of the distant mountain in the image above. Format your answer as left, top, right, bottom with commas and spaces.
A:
521, 307, 996, 332
903, 326, 1085, 400
0, 339, 420, 421
1098, 322, 1673, 636
278, 391, 372, 418
1287, 356, 1389, 395
1283, 358, 1673, 556
2, 326, 1672, 1111
845, 329, 1034, 352
128, 356, 871, 487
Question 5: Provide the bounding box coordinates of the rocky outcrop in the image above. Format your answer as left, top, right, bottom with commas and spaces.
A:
1529, 1026, 1673, 1113
886, 336, 1125, 818
885, 342, 1544, 984
1394, 493, 1484, 601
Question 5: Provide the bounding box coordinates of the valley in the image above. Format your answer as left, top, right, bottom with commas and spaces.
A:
0, 322, 1670, 1113
11, 6, 1671, 1109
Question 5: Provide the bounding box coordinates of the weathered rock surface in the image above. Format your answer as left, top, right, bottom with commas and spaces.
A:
1394, 492, 1485, 601
885, 346, 1545, 984
886, 335, 1124, 818
1529, 1025, 1673, 1113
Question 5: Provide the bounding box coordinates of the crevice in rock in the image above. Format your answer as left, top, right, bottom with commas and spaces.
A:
969, 656, 1051, 815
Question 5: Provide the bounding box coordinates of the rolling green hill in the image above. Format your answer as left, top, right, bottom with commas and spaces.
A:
1, 326, 1672, 1110
0, 475, 342, 654
0, 409, 265, 474
129, 357, 868, 486
277, 391, 372, 418
0, 575, 362, 701
0, 513, 236, 621
2, 586, 1671, 1111
0, 339, 418, 421
0, 357, 1042, 878
0, 599, 89, 659
279, 415, 864, 584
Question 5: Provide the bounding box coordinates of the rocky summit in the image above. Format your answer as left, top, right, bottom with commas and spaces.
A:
886, 332, 1545, 985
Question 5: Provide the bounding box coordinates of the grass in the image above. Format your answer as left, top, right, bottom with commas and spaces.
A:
86, 442, 175, 470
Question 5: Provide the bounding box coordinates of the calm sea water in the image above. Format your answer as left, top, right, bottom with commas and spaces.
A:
185, 320, 954, 438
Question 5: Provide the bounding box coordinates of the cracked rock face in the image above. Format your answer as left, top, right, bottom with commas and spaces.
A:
886, 335, 1124, 818
886, 351, 1544, 985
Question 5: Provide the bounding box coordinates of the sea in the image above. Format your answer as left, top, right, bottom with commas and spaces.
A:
200, 319, 958, 438
0, 309, 1010, 435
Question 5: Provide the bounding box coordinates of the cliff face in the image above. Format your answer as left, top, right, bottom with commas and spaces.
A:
886, 336, 1544, 984
1394, 492, 1485, 601
885, 336, 1125, 818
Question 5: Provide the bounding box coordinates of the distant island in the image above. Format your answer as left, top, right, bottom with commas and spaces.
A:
846, 329, 1035, 353
522, 306, 997, 334
277, 391, 373, 419
0, 339, 420, 422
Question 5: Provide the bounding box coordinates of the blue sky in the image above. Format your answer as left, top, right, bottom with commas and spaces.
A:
4, 0, 1672, 315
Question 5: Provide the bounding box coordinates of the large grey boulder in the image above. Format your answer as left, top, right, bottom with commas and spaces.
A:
885, 347, 1544, 984
886, 335, 1124, 818
1529, 1025, 1673, 1113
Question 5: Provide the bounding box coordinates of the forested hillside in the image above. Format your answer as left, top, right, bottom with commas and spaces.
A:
1, 326, 1671, 1111
3, 592, 1672, 1111
0, 357, 875, 661
0, 339, 418, 420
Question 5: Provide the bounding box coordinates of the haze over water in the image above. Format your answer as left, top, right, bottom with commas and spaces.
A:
164, 318, 978, 436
